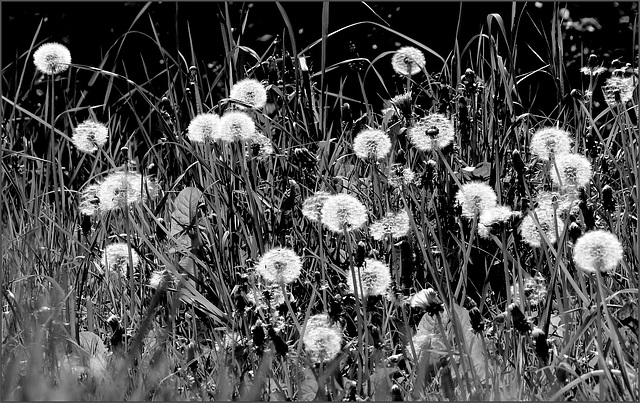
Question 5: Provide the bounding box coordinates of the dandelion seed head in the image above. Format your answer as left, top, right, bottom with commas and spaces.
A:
530, 127, 572, 161
369, 210, 411, 240
573, 230, 623, 274
410, 288, 442, 310
389, 92, 413, 119
352, 129, 392, 160
72, 120, 108, 154
387, 164, 416, 188
302, 191, 331, 222
33, 42, 71, 75
407, 114, 455, 152
303, 314, 343, 363
92, 171, 159, 213
255, 247, 302, 284
551, 153, 592, 189
603, 76, 636, 106
477, 205, 520, 239
391, 46, 425, 76
246, 282, 288, 310
230, 78, 268, 109
346, 259, 392, 299
455, 182, 498, 219
520, 209, 564, 247
511, 273, 548, 307
187, 113, 221, 143
246, 132, 274, 159
101, 243, 139, 277
321, 194, 368, 232
218, 111, 256, 142
79, 184, 101, 216
149, 269, 177, 290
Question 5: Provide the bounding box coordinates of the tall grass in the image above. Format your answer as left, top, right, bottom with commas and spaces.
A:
1, 2, 639, 401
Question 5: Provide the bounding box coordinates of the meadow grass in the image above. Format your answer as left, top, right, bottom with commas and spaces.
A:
1, 2, 639, 401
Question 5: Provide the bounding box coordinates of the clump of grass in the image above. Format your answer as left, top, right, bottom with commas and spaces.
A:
2, 2, 639, 401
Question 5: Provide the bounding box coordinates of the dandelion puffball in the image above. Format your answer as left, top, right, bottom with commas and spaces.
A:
530, 127, 572, 161
551, 153, 592, 189
391, 46, 425, 76
218, 110, 257, 142
369, 210, 411, 240
79, 171, 159, 216
101, 243, 140, 277
71, 120, 109, 154
230, 78, 268, 109
320, 194, 368, 232
33, 42, 71, 75
407, 114, 455, 153
255, 247, 302, 284
302, 314, 343, 363
302, 191, 331, 222
346, 259, 392, 299
352, 129, 392, 161
186, 113, 221, 143
455, 182, 498, 219
573, 230, 623, 274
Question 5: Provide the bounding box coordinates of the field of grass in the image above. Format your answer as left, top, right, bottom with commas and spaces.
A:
1, 2, 639, 401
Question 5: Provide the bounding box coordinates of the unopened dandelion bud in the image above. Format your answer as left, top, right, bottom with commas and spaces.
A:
508, 303, 531, 333
252, 320, 266, 347
391, 384, 403, 401
396, 149, 406, 165
568, 222, 582, 244
440, 365, 456, 400
578, 200, 596, 230
511, 149, 526, 174
464, 68, 475, 79
531, 327, 550, 363
469, 306, 484, 333
602, 185, 615, 211
570, 89, 583, 100
587, 54, 598, 68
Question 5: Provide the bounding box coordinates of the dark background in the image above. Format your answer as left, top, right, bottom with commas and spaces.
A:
2, 1, 638, 114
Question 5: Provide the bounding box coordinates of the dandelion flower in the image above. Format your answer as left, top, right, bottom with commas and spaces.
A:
602, 76, 636, 107
302, 191, 331, 222
477, 205, 520, 239
407, 114, 455, 152
320, 194, 368, 232
186, 113, 221, 143
80, 171, 159, 215
387, 164, 416, 188
230, 78, 268, 109
530, 127, 572, 161
352, 129, 392, 160
551, 153, 592, 188
72, 120, 109, 154
218, 111, 257, 142
101, 243, 140, 277
520, 209, 564, 247
455, 182, 498, 219
33, 42, 71, 75
255, 247, 302, 284
303, 314, 343, 363
391, 46, 425, 76
511, 273, 548, 307
346, 258, 392, 299
369, 210, 411, 240
410, 288, 443, 312
573, 230, 623, 274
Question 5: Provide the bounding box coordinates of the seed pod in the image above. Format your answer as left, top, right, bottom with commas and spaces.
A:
187, 341, 198, 371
